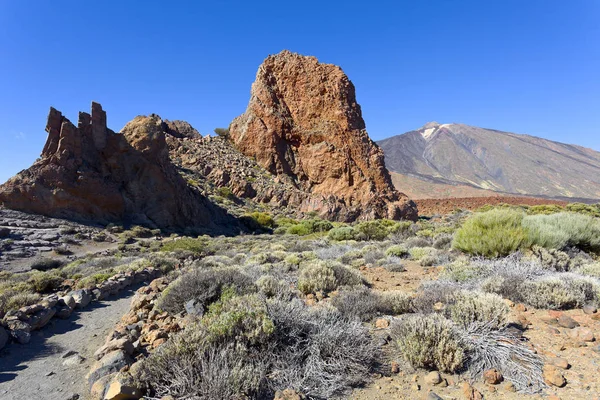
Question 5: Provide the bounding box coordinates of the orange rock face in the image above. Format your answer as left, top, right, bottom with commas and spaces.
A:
0, 103, 235, 231
229, 50, 417, 221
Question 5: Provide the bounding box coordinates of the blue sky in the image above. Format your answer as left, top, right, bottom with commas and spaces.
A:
0, 1, 599, 184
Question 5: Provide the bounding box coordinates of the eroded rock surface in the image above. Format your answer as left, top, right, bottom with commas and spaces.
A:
229, 50, 417, 221
0, 103, 236, 231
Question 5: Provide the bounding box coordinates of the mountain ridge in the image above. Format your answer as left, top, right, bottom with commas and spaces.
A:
377, 122, 600, 200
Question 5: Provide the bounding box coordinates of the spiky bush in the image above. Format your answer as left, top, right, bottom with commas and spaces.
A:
297, 260, 363, 294
409, 246, 436, 261
453, 209, 530, 257
391, 313, 465, 372
328, 226, 364, 241
448, 291, 509, 329
530, 245, 571, 272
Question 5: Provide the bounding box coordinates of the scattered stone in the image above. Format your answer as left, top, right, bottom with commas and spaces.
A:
63, 354, 86, 366
62, 350, 78, 358
375, 318, 389, 329
515, 303, 527, 312
427, 392, 443, 400
550, 357, 570, 369
87, 350, 131, 388
483, 368, 503, 384
390, 361, 400, 374
274, 388, 304, 400
410, 384, 420, 391
103, 379, 142, 400
567, 327, 595, 342
424, 371, 442, 385
461, 381, 483, 400
557, 315, 579, 329
45, 371, 54, 377
184, 299, 203, 317
71, 289, 93, 309
583, 305, 597, 315
544, 365, 567, 387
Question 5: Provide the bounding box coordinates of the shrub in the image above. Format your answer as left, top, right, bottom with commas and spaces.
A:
521, 274, 599, 309
448, 291, 509, 329
391, 313, 465, 373
297, 262, 337, 294
530, 245, 571, 272
266, 299, 379, 398
363, 249, 385, 265
409, 246, 435, 261
328, 226, 363, 241
29, 258, 63, 271
29, 272, 64, 293
404, 236, 431, 249
53, 245, 72, 255
441, 257, 482, 282
156, 268, 255, 314
575, 263, 600, 278
286, 224, 310, 236
381, 256, 405, 272
385, 245, 408, 258
138, 327, 267, 399
92, 232, 108, 242
523, 212, 600, 252
433, 233, 454, 250
379, 290, 413, 315
355, 221, 389, 241
216, 186, 235, 200
161, 238, 207, 254
131, 225, 153, 238
76, 273, 113, 289
246, 212, 275, 229
332, 287, 384, 321
453, 209, 530, 257
464, 323, 545, 393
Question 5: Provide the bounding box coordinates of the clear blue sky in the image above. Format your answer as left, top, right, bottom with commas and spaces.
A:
1, 1, 599, 184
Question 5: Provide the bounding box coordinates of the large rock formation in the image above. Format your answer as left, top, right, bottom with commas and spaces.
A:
229, 50, 417, 221
0, 102, 235, 231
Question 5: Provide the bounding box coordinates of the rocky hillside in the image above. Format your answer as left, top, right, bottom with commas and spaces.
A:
229, 50, 417, 221
0, 103, 237, 232
378, 122, 600, 200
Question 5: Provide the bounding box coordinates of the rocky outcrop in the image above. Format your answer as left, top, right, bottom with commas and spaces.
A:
0, 103, 236, 231
229, 50, 417, 221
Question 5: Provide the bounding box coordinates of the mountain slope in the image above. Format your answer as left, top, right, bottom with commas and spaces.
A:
377, 122, 600, 199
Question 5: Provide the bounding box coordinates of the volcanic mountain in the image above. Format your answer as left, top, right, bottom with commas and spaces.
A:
377, 122, 600, 200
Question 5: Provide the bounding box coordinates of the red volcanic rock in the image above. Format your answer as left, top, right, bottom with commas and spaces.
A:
229, 50, 417, 221
0, 102, 234, 231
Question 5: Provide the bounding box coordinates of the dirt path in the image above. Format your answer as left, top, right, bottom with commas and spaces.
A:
0, 287, 138, 400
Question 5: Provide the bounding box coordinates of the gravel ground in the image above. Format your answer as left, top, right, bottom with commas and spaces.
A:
0, 287, 139, 400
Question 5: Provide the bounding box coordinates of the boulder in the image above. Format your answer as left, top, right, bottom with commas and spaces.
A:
88, 350, 132, 388
229, 50, 417, 221
71, 289, 93, 309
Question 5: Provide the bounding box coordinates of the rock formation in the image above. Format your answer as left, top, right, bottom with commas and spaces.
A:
0, 102, 235, 231
229, 50, 417, 221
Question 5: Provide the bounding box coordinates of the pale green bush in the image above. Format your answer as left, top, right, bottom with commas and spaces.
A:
521, 274, 600, 309
453, 209, 529, 257
385, 245, 408, 258
409, 246, 436, 261
297, 262, 337, 294
448, 291, 509, 329
523, 212, 600, 252
391, 313, 465, 373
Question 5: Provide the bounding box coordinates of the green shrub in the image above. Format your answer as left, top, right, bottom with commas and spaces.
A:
76, 273, 113, 289
29, 258, 64, 271
328, 226, 364, 241
409, 246, 435, 261
575, 263, 600, 278
523, 212, 600, 252
332, 287, 410, 321
131, 225, 153, 238
441, 257, 481, 282
385, 245, 408, 258
286, 224, 311, 236
246, 212, 275, 228
161, 238, 208, 254
216, 186, 235, 199
356, 221, 390, 241
29, 272, 64, 293
391, 313, 465, 373
448, 291, 509, 329
286, 219, 333, 236
453, 209, 530, 257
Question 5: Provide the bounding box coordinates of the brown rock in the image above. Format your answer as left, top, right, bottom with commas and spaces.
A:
543, 365, 567, 387
567, 327, 595, 342
0, 103, 238, 232
424, 371, 442, 385
583, 304, 598, 314
228, 50, 417, 222
515, 303, 527, 312
461, 381, 483, 400
274, 389, 303, 400
483, 368, 503, 384
557, 315, 579, 329
375, 318, 390, 329
550, 357, 570, 369
391, 361, 400, 374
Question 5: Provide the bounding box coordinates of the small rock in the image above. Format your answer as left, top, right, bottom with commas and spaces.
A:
410, 384, 420, 391
71, 289, 92, 309
375, 318, 389, 329
583, 305, 597, 315
550, 357, 570, 369
103, 379, 142, 400
45, 371, 55, 377
427, 392, 443, 400
62, 350, 78, 358
390, 361, 400, 374
568, 327, 595, 342
483, 368, 503, 384
461, 381, 483, 400
424, 371, 442, 385
516, 303, 527, 312
557, 315, 579, 329
274, 388, 303, 400
543, 365, 567, 387
63, 354, 85, 366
